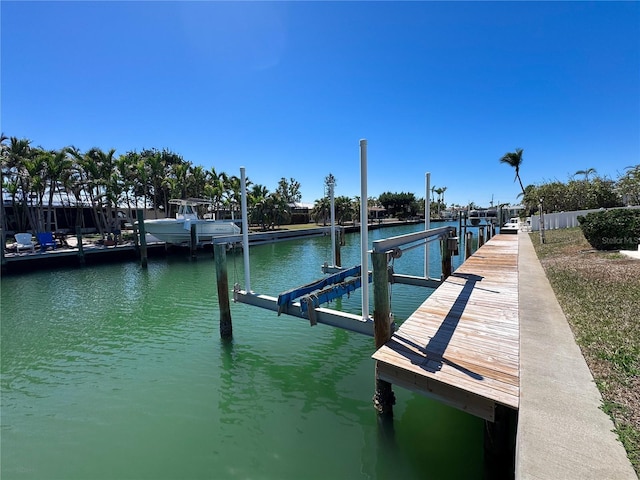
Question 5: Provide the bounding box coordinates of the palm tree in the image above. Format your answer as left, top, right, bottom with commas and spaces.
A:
43, 148, 73, 232
0, 133, 10, 233
499, 148, 526, 196
575, 168, 597, 181
207, 168, 228, 220
434, 187, 444, 217
312, 197, 331, 226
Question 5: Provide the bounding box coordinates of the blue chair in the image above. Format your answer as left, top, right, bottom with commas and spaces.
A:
37, 232, 57, 252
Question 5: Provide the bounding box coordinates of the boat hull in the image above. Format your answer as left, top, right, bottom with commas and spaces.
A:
141, 219, 240, 244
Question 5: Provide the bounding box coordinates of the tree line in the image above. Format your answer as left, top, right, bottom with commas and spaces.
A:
0, 135, 304, 237
500, 148, 639, 215
1, 136, 428, 238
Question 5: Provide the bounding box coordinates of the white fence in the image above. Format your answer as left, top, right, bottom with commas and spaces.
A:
530, 206, 640, 232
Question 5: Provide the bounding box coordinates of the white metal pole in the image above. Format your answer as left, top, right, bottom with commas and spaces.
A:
330, 181, 336, 267
240, 167, 251, 293
360, 139, 369, 321
424, 172, 431, 278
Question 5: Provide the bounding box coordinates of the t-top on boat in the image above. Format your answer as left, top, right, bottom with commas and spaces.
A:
140, 198, 241, 244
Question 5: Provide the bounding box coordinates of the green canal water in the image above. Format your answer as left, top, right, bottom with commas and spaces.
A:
1, 223, 484, 479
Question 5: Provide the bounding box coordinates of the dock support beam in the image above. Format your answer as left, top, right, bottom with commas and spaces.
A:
478, 225, 485, 248
136, 209, 148, 268
215, 243, 233, 339
372, 250, 395, 416
484, 405, 518, 480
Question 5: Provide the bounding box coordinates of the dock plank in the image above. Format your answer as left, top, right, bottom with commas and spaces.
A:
372, 234, 520, 420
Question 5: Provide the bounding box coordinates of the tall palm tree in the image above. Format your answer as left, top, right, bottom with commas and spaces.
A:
434, 187, 444, 217
208, 168, 228, 220
43, 148, 73, 232
575, 168, 597, 181
499, 148, 526, 196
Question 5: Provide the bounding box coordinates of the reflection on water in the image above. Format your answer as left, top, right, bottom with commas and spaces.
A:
1, 223, 482, 479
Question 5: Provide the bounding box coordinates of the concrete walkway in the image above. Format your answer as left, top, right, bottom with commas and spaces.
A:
516, 232, 637, 479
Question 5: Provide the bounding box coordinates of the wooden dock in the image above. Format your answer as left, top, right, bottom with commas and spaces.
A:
372, 234, 519, 422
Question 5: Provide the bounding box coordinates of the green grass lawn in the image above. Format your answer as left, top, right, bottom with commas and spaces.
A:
531, 228, 640, 474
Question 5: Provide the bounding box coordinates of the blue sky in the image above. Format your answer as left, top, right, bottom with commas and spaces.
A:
2, 1, 639, 207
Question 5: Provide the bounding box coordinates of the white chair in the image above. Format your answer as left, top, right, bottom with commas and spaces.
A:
14, 233, 35, 253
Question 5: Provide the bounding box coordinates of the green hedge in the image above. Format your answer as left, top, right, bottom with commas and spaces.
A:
577, 208, 640, 250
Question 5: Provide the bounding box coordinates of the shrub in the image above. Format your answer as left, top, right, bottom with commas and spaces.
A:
578, 208, 640, 250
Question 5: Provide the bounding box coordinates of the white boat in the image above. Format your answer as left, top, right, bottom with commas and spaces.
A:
140, 199, 241, 244
500, 217, 520, 234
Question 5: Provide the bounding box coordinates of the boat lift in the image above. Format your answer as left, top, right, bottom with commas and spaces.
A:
229, 142, 457, 337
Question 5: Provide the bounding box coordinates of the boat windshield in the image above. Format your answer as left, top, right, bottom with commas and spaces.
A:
177, 203, 199, 220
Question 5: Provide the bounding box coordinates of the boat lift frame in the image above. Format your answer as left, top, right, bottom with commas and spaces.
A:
227, 148, 457, 338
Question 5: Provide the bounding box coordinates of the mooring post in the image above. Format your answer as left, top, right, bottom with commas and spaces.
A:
451, 227, 459, 255
465, 230, 473, 260
440, 233, 452, 280
486, 224, 492, 241
372, 249, 395, 416
215, 242, 233, 339
478, 225, 485, 248
190, 223, 197, 259
334, 229, 342, 268
136, 209, 148, 268
75, 226, 86, 266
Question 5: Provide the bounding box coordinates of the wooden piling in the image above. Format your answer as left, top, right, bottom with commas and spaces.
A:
75, 226, 85, 266
190, 223, 197, 259
372, 250, 395, 416
478, 226, 485, 248
451, 227, 459, 255
215, 242, 233, 339
136, 209, 148, 268
465, 230, 473, 260
440, 233, 452, 280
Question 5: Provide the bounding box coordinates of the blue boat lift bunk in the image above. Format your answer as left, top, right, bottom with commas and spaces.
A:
231, 224, 457, 337
233, 268, 376, 336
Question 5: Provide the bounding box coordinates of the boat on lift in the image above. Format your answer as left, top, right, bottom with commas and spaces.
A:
140, 198, 240, 244
468, 208, 498, 226
500, 217, 521, 234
